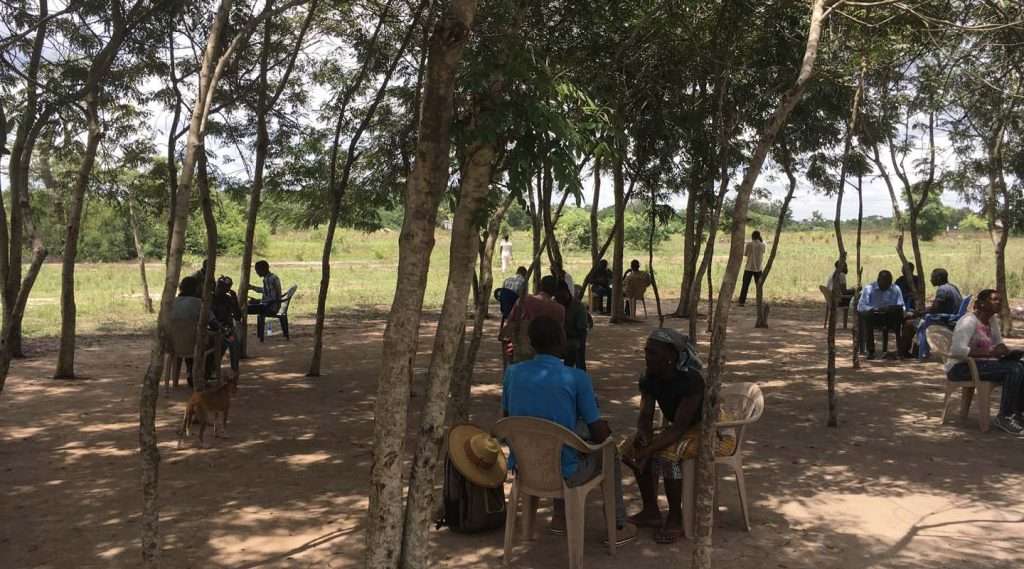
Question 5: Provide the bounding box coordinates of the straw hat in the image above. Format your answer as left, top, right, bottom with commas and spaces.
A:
447, 424, 507, 489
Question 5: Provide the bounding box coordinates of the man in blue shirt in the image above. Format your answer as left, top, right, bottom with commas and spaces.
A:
502, 316, 636, 544
857, 270, 905, 359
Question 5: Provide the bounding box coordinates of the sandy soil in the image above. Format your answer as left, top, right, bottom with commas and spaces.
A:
2, 301, 1023, 569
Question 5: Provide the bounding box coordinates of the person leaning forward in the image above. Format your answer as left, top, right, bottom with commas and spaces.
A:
857, 270, 905, 359
500, 275, 565, 363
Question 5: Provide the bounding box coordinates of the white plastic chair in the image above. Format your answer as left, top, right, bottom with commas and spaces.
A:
682, 382, 765, 535
927, 327, 997, 432
493, 417, 617, 569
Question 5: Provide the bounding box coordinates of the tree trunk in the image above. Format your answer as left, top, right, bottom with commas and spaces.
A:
647, 186, 664, 326
754, 138, 797, 328
675, 185, 701, 316
852, 174, 863, 369
692, 2, 828, 567
401, 141, 494, 569
527, 178, 542, 292
609, 147, 626, 323
688, 178, 728, 341
589, 157, 601, 273
308, 1, 422, 377
540, 159, 563, 270
365, 3, 477, 568
127, 198, 154, 314
238, 0, 318, 358
191, 153, 217, 392
55, 96, 103, 379
450, 194, 513, 423
987, 128, 1012, 333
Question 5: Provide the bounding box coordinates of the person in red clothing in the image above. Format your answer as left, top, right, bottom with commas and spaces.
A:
500, 275, 565, 364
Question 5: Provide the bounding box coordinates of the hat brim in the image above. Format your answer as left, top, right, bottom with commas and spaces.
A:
448, 424, 507, 489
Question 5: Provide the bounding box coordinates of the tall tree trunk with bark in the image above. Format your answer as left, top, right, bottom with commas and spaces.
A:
852, 174, 863, 369
590, 157, 601, 273
127, 198, 154, 314
987, 126, 1013, 332
365, 3, 477, 568
609, 141, 627, 323
755, 139, 797, 328
191, 153, 218, 391
692, 2, 828, 567
238, 0, 318, 358
674, 185, 701, 316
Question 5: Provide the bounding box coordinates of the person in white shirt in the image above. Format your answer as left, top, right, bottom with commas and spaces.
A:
551, 261, 574, 292
737, 231, 766, 306
500, 234, 513, 272
947, 288, 1024, 435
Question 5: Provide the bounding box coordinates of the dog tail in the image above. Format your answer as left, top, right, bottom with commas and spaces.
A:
177, 404, 192, 448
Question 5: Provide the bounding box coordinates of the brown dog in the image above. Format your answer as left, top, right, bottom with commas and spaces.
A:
177, 371, 238, 448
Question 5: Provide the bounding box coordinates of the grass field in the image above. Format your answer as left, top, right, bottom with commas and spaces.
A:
13, 227, 1024, 338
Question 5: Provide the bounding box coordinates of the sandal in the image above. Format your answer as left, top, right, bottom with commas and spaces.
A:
654, 523, 685, 545
627, 512, 663, 528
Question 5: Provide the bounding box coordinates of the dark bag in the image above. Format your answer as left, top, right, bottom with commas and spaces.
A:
436, 455, 506, 533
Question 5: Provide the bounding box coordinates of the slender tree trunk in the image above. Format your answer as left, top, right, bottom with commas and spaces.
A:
692, 2, 828, 567
128, 198, 154, 313
675, 185, 701, 316
987, 128, 1012, 333
365, 3, 477, 568
754, 139, 796, 328
647, 187, 664, 326
191, 153, 217, 391
590, 157, 601, 273
55, 98, 103, 379
450, 194, 513, 423
401, 141, 494, 569
852, 174, 863, 369
609, 143, 626, 323
688, 178, 728, 341
528, 179, 541, 292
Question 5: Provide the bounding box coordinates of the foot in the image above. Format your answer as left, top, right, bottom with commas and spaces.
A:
627, 510, 663, 528
602, 522, 638, 546
654, 514, 685, 544
993, 415, 1024, 435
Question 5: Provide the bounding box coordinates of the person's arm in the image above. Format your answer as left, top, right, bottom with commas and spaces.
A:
950, 318, 976, 359
635, 392, 655, 446
894, 286, 905, 310
501, 371, 511, 418
990, 316, 1008, 356
637, 388, 702, 457
575, 374, 605, 442
743, 242, 751, 257
856, 286, 872, 313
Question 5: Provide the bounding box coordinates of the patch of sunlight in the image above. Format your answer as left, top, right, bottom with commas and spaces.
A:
279, 452, 332, 466
98, 546, 125, 559
3, 426, 46, 439
79, 421, 135, 433
61, 446, 135, 462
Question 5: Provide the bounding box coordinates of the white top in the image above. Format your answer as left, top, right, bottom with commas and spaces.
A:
744, 241, 766, 272
563, 272, 574, 292
500, 240, 513, 257
947, 313, 1003, 373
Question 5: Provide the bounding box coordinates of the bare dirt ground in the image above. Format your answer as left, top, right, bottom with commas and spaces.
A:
2, 301, 1023, 569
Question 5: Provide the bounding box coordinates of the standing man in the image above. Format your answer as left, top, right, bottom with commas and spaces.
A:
247, 260, 283, 317
737, 230, 766, 306
500, 234, 514, 273
500, 275, 565, 364
857, 270, 905, 359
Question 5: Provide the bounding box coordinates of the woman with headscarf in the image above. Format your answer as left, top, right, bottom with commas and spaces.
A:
622, 328, 705, 544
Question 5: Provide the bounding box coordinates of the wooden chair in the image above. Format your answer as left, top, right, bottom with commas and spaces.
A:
682, 382, 765, 536
492, 417, 617, 569
927, 327, 997, 432
818, 285, 849, 329
257, 285, 297, 342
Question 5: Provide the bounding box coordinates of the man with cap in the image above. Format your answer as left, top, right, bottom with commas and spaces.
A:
501, 316, 637, 544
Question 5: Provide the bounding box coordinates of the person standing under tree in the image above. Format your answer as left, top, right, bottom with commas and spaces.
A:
500, 234, 513, 272
737, 230, 766, 307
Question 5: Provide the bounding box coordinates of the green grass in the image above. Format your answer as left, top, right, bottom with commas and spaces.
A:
12, 227, 1024, 338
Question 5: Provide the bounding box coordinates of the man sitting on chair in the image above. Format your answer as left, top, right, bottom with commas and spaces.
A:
501, 316, 637, 544
900, 268, 963, 357
247, 260, 283, 318
857, 270, 905, 359
168, 276, 223, 387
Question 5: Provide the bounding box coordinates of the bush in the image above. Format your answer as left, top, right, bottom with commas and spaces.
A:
958, 213, 987, 232
185, 197, 269, 257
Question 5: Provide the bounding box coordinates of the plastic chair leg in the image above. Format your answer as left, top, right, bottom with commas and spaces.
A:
522, 495, 538, 541
641, 299, 647, 319
503, 482, 519, 565
602, 473, 616, 556
257, 314, 265, 343
564, 488, 586, 569
281, 316, 290, 340
977, 383, 993, 432
960, 386, 974, 421
732, 461, 751, 531
683, 459, 696, 539
940, 384, 956, 424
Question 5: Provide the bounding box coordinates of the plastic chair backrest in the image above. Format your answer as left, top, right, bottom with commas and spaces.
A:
493, 416, 590, 494
956, 295, 972, 317
278, 285, 298, 316
165, 299, 199, 357
926, 327, 953, 359
717, 382, 765, 448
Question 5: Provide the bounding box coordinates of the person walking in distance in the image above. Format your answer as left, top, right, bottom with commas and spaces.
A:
500, 234, 513, 273
737, 230, 766, 307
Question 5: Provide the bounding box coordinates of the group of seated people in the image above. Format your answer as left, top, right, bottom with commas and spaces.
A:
591, 259, 652, 316
826, 261, 963, 359
502, 315, 706, 544
166, 259, 283, 387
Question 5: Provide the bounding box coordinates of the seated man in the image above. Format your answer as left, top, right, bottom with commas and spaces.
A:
551, 261, 574, 291
622, 260, 652, 318
212, 276, 242, 378
622, 328, 704, 544
590, 259, 613, 315
856, 270, 905, 359
247, 260, 283, 318
167, 276, 222, 387
947, 289, 1024, 434
900, 268, 963, 357
502, 266, 529, 297
501, 316, 637, 544
895, 262, 925, 311
824, 260, 855, 306
500, 275, 565, 364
